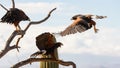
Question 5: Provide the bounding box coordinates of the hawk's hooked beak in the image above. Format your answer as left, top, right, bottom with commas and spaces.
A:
28, 18, 31, 21
59, 42, 63, 47
61, 43, 63, 46
71, 17, 76, 20
71, 17, 74, 20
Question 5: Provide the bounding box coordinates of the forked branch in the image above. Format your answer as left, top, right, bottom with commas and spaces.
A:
0, 8, 57, 58
11, 58, 76, 68
24, 8, 56, 32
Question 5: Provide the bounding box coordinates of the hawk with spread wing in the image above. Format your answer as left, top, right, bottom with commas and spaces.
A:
60, 14, 99, 36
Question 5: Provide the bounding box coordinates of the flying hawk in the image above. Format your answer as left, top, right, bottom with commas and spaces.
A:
60, 14, 99, 36
30, 32, 63, 59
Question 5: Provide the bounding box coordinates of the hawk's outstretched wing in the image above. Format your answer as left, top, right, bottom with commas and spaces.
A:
60, 18, 92, 36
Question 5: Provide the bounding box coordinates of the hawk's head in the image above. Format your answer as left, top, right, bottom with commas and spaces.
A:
71, 14, 83, 20
85, 14, 93, 19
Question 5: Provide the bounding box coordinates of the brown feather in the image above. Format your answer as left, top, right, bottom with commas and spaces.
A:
35, 32, 63, 59
60, 18, 91, 36
0, 8, 30, 29
60, 14, 97, 36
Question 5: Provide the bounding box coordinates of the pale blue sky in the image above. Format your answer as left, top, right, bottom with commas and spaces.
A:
0, 0, 120, 68
0, 0, 120, 27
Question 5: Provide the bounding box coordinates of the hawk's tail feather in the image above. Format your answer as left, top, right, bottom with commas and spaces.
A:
30, 51, 42, 58
52, 32, 62, 37
95, 15, 107, 19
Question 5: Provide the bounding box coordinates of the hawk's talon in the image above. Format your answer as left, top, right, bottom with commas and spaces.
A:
15, 45, 20, 52
15, 30, 25, 35
95, 29, 99, 33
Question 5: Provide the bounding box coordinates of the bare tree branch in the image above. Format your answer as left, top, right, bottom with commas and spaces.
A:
24, 8, 56, 32
12, 0, 15, 8
0, 8, 56, 58
11, 58, 76, 68
16, 8, 56, 47
0, 4, 9, 11
0, 31, 21, 58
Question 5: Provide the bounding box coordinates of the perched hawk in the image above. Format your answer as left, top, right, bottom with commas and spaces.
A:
0, 8, 30, 31
60, 14, 99, 36
31, 32, 63, 59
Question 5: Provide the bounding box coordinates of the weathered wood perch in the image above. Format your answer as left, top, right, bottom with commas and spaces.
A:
11, 58, 76, 68
0, 8, 56, 58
